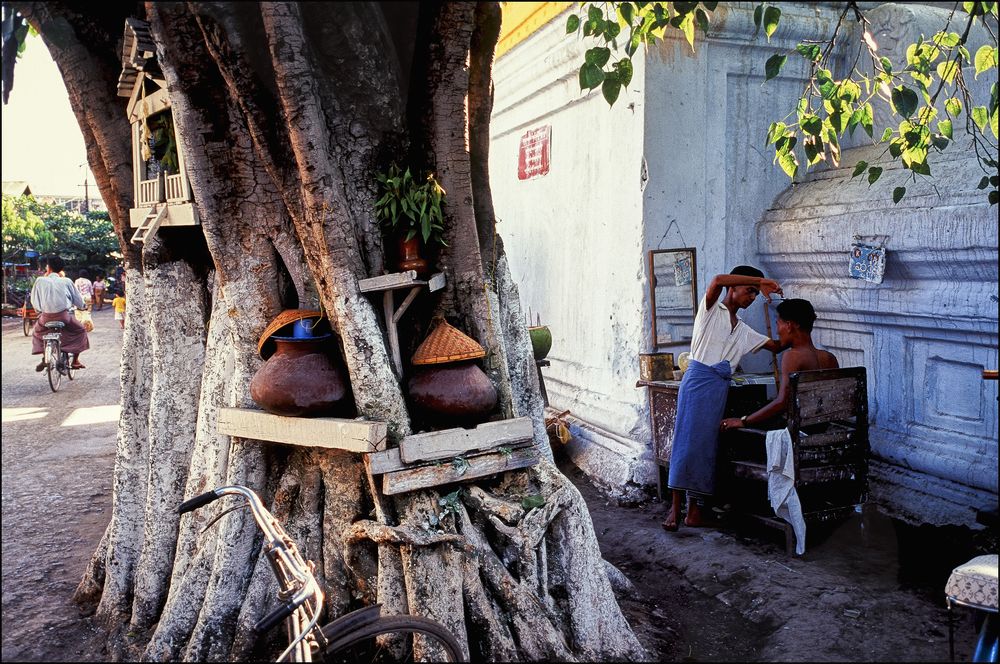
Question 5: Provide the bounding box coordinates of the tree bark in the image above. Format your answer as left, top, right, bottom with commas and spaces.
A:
16, 2, 648, 660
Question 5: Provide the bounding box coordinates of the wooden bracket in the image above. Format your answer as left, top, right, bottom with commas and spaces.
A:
358, 271, 446, 378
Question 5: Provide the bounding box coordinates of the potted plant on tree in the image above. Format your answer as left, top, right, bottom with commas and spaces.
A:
374, 164, 447, 276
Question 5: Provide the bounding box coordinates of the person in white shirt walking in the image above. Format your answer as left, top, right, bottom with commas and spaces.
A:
74, 269, 94, 310
30, 255, 90, 371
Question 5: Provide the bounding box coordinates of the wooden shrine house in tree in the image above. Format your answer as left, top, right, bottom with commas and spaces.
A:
118, 18, 199, 245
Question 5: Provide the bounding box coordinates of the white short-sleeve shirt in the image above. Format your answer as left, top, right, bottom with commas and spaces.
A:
689, 295, 769, 367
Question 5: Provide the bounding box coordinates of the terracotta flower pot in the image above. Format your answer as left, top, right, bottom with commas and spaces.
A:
398, 236, 429, 277
250, 336, 349, 417
407, 361, 497, 426
527, 325, 552, 361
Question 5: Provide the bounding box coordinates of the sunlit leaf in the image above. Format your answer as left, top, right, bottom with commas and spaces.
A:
796, 43, 822, 61
764, 54, 786, 81
972, 105, 989, 131
763, 6, 781, 41
945, 97, 962, 117
767, 121, 787, 144
801, 114, 823, 136
778, 151, 798, 179
974, 45, 998, 77
679, 13, 695, 50
938, 118, 953, 139
937, 60, 960, 84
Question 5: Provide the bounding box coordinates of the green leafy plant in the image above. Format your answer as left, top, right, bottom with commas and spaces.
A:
451, 455, 470, 476
438, 489, 463, 517
374, 164, 448, 245
521, 494, 546, 510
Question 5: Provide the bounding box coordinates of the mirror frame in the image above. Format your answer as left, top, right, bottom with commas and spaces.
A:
648, 247, 698, 350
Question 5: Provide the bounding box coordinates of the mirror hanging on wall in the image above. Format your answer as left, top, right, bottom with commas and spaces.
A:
648, 248, 698, 349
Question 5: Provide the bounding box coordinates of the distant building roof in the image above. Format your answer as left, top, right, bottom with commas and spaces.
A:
2, 181, 32, 197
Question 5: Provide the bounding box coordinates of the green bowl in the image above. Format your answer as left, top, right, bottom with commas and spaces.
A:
528, 325, 552, 360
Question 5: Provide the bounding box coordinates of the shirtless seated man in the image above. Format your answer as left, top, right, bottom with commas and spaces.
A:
719, 298, 838, 433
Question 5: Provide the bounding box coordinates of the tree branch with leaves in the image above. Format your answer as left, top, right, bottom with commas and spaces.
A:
568, 1, 999, 205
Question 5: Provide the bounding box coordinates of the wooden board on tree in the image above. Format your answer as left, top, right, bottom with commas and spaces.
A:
372, 444, 540, 496
399, 416, 533, 464
358, 271, 421, 292
217, 407, 387, 452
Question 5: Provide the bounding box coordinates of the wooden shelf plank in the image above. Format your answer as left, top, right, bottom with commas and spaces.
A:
381, 446, 540, 495
217, 408, 386, 452
399, 417, 534, 464
358, 271, 422, 293
367, 439, 534, 475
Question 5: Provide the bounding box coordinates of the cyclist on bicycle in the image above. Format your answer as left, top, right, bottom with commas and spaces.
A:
30, 254, 90, 371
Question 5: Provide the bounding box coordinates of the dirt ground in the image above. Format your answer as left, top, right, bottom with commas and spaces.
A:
0, 308, 987, 662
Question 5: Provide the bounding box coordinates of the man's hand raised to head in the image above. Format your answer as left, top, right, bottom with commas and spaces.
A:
759, 278, 783, 302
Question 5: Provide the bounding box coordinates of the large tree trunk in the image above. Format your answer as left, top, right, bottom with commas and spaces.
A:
14, 2, 647, 660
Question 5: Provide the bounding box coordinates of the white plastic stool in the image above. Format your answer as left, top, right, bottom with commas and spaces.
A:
946, 554, 999, 662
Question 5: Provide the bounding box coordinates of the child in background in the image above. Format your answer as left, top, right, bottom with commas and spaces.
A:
113, 292, 126, 329
93, 275, 107, 310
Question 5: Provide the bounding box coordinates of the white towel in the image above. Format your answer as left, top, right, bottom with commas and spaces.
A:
765, 428, 807, 555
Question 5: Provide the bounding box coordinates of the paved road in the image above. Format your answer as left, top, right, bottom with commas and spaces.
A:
1, 307, 120, 661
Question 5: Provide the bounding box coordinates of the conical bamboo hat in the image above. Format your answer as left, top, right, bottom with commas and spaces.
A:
257, 309, 324, 359
412, 319, 486, 365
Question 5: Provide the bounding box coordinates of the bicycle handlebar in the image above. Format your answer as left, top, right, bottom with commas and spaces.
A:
177, 485, 326, 656
178, 490, 220, 514
255, 600, 299, 634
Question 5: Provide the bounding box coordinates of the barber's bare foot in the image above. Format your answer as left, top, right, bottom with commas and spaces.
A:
661, 510, 679, 532
684, 502, 706, 527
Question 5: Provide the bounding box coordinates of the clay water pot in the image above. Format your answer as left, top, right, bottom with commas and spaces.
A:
407, 361, 497, 426
527, 325, 552, 360
250, 335, 348, 417
398, 236, 430, 277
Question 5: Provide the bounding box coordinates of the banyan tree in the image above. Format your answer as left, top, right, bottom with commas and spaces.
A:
5, 2, 647, 661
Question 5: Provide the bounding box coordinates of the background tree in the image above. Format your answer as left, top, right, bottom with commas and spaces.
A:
2, 194, 117, 271
3, 2, 644, 661
1, 193, 53, 262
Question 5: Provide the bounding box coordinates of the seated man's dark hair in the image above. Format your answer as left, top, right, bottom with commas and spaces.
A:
777, 298, 817, 333
729, 265, 764, 279
46, 255, 65, 273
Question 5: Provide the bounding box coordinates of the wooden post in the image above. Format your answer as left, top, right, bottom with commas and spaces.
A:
382, 290, 402, 377
763, 301, 780, 385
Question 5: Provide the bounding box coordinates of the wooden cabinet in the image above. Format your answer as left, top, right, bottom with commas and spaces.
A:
638, 379, 768, 500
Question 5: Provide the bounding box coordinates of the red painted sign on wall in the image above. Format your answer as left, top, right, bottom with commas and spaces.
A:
517, 125, 551, 180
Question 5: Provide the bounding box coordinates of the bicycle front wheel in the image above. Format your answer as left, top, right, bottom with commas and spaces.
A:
63, 352, 74, 380
47, 344, 62, 392
23, 315, 31, 336
321, 614, 464, 663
